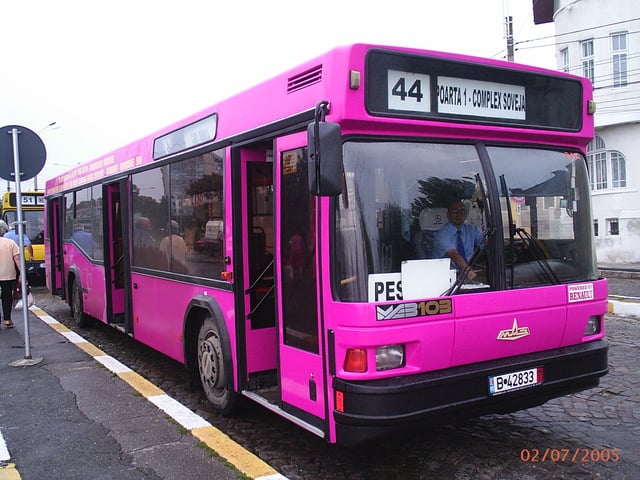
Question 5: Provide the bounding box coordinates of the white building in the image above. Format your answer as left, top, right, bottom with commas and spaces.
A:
535, 0, 640, 264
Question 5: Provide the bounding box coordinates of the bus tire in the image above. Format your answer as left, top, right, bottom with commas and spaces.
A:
197, 316, 236, 415
71, 278, 91, 328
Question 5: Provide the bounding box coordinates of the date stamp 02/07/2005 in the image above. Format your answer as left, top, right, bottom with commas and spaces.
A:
520, 448, 621, 463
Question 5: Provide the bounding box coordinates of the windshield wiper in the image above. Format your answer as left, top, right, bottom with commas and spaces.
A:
445, 173, 495, 295
500, 175, 517, 288
445, 227, 494, 296
513, 227, 560, 285
499, 174, 559, 286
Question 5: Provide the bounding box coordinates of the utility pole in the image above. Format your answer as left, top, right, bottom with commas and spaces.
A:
505, 15, 514, 62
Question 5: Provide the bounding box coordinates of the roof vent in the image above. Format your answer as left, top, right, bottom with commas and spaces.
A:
287, 64, 322, 93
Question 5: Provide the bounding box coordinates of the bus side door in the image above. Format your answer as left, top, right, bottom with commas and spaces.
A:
104, 181, 131, 331
240, 148, 277, 377
276, 133, 326, 425
46, 196, 65, 296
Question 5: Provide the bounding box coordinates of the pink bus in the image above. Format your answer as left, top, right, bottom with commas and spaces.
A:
44, 44, 608, 445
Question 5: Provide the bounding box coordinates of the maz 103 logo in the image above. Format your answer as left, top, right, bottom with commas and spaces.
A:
376, 299, 452, 321
496, 318, 531, 341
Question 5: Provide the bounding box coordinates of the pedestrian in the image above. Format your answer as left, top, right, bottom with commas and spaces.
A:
0, 220, 22, 328
4, 221, 34, 260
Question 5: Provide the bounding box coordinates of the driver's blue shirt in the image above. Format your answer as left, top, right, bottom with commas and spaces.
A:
432, 222, 484, 267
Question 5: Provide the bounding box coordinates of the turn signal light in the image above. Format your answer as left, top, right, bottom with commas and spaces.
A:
344, 348, 367, 373
335, 391, 344, 412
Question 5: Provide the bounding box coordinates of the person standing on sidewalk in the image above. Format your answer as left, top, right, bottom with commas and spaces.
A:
0, 220, 21, 328
5, 221, 34, 260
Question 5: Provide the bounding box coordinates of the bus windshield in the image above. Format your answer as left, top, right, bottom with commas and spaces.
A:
3, 210, 45, 245
334, 141, 597, 302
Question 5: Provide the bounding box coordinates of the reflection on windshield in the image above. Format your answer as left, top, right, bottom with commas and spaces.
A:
334, 142, 597, 302
488, 147, 597, 288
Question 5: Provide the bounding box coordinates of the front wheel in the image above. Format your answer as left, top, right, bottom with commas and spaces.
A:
197, 317, 237, 415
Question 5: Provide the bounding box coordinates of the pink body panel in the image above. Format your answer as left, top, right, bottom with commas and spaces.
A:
326, 279, 607, 382
280, 345, 326, 418
129, 273, 236, 366
68, 247, 106, 321
245, 326, 276, 373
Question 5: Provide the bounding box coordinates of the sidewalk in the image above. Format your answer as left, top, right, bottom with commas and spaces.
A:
0, 306, 285, 480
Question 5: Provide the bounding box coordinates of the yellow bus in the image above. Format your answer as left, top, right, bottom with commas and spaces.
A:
1, 191, 45, 284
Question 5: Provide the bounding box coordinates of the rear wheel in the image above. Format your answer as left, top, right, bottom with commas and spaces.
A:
71, 278, 91, 328
197, 317, 236, 414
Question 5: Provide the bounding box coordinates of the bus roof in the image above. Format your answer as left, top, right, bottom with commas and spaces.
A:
45, 43, 593, 195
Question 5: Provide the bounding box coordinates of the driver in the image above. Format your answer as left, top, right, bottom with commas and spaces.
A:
432, 201, 484, 280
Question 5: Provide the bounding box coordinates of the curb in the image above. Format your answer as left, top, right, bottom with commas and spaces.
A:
599, 269, 640, 280
608, 299, 640, 317
28, 306, 288, 480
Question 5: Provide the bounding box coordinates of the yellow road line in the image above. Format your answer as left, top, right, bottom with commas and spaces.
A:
0, 463, 22, 480
28, 306, 286, 480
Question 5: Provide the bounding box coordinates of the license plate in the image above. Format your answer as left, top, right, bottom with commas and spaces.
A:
488, 367, 543, 396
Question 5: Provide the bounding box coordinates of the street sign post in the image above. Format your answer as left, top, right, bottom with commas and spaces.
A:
0, 125, 46, 365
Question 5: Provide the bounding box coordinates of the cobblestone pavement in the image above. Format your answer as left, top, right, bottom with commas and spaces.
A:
31, 287, 639, 480
606, 276, 640, 299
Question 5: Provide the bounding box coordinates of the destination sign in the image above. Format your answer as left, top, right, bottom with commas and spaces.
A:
387, 72, 526, 120
436, 77, 526, 120
8, 193, 44, 207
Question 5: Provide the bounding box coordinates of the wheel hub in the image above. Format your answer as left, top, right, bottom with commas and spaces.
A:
200, 335, 222, 388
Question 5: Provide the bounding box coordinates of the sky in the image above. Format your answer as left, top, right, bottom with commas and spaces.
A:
1, 0, 556, 191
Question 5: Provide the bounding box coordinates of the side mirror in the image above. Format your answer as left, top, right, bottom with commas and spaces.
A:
307, 121, 343, 197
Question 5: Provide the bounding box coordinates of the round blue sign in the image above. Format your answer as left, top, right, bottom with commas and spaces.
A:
0, 125, 47, 182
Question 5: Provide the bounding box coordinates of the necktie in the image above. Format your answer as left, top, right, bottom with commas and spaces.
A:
456, 230, 466, 261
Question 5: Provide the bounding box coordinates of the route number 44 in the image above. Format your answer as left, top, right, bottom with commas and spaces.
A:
392, 77, 425, 103
387, 70, 431, 113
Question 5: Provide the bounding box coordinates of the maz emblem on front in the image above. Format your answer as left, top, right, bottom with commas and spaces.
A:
497, 318, 531, 341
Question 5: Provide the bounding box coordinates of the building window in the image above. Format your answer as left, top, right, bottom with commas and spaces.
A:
587, 136, 606, 190
587, 136, 626, 190
611, 32, 628, 87
581, 39, 594, 85
593, 151, 607, 190
593, 219, 598, 237
560, 48, 569, 73
610, 151, 626, 188
607, 218, 619, 236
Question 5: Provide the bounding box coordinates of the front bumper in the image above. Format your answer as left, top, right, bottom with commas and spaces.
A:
333, 340, 608, 445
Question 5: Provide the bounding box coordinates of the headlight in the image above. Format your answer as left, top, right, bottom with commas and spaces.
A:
584, 315, 601, 336
376, 344, 405, 371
